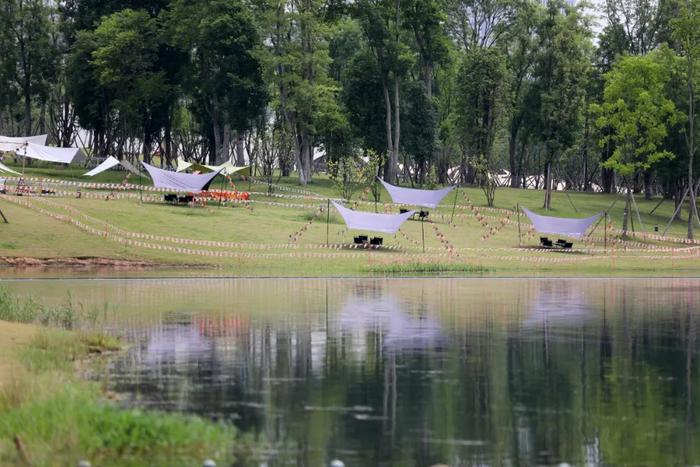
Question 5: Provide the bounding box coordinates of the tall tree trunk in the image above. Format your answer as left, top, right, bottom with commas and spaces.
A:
543, 160, 552, 209
644, 171, 653, 200
392, 77, 400, 183
382, 79, 395, 182
509, 131, 519, 188
221, 123, 231, 165
688, 60, 695, 240
236, 134, 245, 166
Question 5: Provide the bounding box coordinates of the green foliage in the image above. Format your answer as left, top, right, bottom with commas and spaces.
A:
0, 287, 98, 329
328, 153, 364, 200
592, 52, 682, 178
526, 0, 591, 162
455, 48, 509, 162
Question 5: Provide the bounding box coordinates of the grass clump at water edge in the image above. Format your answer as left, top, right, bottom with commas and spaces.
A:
0, 289, 255, 466
365, 261, 487, 274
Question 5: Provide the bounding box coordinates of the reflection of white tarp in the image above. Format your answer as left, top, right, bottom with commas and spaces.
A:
142, 161, 220, 192
380, 179, 455, 208
0, 161, 20, 175
84, 156, 121, 176
522, 207, 601, 238
0, 134, 47, 152
18, 142, 83, 164
523, 281, 592, 329
338, 295, 445, 353
332, 201, 414, 234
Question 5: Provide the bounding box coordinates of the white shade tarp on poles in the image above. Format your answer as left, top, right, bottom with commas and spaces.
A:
176, 157, 193, 172
84, 156, 121, 176
0, 134, 47, 152
379, 179, 455, 208
522, 207, 601, 238
177, 156, 250, 177
0, 161, 21, 175
332, 201, 414, 234
141, 161, 220, 192
17, 142, 83, 164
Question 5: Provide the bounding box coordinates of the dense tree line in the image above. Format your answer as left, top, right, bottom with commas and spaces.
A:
2, 0, 700, 235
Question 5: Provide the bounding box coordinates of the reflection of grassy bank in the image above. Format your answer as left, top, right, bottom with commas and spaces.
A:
0, 290, 249, 466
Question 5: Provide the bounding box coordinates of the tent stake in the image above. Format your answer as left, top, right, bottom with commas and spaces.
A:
326, 199, 330, 246
0, 207, 8, 224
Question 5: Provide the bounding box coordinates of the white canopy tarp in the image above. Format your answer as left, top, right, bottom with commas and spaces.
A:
176, 157, 193, 172
0, 160, 21, 175
17, 142, 83, 164
380, 179, 455, 208
522, 207, 601, 238
332, 201, 414, 234
0, 134, 47, 152
119, 159, 140, 176
177, 157, 250, 177
84, 156, 121, 176
142, 161, 220, 192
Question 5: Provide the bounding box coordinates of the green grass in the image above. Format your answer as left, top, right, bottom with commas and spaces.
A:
0, 289, 256, 466
2, 169, 700, 275
365, 261, 487, 274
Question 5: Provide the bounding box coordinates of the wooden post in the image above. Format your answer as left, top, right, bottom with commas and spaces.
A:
326, 199, 330, 246
450, 187, 458, 224
517, 204, 521, 246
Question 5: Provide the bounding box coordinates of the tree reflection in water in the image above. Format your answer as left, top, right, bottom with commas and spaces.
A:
51, 278, 700, 466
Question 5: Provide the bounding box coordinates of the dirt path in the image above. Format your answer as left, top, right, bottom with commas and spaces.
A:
0, 320, 36, 386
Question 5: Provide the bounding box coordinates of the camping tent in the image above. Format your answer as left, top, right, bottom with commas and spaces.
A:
522, 207, 601, 238
141, 161, 221, 192
332, 201, 414, 234
0, 135, 47, 152
17, 142, 83, 164
379, 179, 455, 208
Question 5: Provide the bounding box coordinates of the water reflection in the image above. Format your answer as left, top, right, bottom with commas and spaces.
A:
5, 278, 700, 465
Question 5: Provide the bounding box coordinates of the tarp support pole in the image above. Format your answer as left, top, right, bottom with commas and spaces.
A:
604, 211, 608, 251
517, 204, 521, 246
139, 162, 143, 204
421, 215, 425, 253
450, 188, 458, 224
326, 199, 330, 246
663, 186, 689, 236
218, 173, 225, 208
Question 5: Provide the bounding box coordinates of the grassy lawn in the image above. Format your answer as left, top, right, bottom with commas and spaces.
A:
1, 166, 700, 275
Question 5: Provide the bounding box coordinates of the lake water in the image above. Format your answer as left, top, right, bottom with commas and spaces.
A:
3, 277, 700, 466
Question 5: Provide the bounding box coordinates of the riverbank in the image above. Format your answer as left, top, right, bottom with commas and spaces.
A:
2, 171, 700, 275
0, 290, 253, 466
